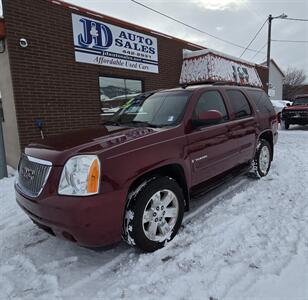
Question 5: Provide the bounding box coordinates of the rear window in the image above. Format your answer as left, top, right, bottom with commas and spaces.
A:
247, 90, 275, 115
226, 90, 252, 119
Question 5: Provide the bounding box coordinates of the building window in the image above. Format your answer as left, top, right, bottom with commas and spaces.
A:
99, 76, 143, 103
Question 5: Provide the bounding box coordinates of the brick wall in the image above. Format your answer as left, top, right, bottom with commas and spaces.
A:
3, 0, 201, 149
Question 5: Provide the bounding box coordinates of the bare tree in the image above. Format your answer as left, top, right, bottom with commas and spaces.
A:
283, 67, 307, 100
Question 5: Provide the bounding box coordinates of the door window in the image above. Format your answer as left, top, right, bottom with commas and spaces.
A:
193, 91, 229, 122
226, 90, 252, 119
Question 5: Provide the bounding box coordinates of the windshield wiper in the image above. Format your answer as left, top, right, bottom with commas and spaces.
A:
121, 121, 159, 128
103, 120, 122, 126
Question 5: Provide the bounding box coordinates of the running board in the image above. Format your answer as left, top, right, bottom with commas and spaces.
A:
190, 163, 251, 199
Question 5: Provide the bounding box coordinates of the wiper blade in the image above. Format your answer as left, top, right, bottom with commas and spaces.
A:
103, 121, 121, 126
122, 121, 158, 128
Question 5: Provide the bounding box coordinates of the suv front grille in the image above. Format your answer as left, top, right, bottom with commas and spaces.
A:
284, 110, 308, 117
17, 154, 52, 197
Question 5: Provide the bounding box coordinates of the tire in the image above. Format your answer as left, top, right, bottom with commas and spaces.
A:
249, 139, 272, 178
124, 176, 185, 252
281, 120, 289, 130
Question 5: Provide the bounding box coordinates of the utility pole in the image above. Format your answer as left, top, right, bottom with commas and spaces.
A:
266, 13, 287, 92
266, 15, 273, 70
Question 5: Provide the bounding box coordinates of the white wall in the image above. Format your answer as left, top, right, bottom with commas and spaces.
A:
268, 61, 284, 100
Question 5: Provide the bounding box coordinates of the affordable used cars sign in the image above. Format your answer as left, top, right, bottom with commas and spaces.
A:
72, 14, 159, 73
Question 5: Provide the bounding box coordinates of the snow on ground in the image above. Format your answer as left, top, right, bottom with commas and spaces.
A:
1, 127, 308, 300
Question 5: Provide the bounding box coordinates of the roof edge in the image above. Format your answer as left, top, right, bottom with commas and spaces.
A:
47, 0, 205, 50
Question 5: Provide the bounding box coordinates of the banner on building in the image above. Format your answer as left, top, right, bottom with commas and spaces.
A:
72, 14, 159, 73
180, 49, 263, 87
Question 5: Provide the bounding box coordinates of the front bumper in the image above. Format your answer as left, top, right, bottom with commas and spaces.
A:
16, 187, 128, 247
282, 113, 308, 125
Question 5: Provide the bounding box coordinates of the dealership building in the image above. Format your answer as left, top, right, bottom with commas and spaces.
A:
0, 0, 268, 168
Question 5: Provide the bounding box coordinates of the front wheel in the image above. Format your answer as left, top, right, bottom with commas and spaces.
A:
124, 176, 184, 252
249, 139, 272, 178
281, 120, 289, 130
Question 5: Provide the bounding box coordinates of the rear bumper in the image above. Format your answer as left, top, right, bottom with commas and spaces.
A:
16, 186, 128, 247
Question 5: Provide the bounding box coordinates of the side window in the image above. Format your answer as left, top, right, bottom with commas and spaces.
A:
193, 91, 229, 122
226, 90, 252, 119
247, 90, 275, 115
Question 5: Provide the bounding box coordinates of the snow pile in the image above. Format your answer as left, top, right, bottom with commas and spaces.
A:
1, 128, 308, 299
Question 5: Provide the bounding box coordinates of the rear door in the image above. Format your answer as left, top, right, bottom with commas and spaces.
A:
224, 89, 257, 164
186, 89, 236, 186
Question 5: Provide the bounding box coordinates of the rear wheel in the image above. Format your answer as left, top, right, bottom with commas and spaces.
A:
249, 139, 272, 178
124, 176, 184, 252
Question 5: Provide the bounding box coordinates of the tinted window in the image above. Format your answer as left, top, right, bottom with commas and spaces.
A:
293, 97, 308, 106
226, 90, 252, 119
194, 91, 229, 121
247, 90, 275, 114
110, 91, 192, 127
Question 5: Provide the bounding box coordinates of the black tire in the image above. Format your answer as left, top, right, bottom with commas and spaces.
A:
124, 176, 185, 252
282, 120, 289, 130
249, 139, 272, 179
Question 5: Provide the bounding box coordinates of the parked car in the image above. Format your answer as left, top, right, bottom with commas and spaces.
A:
281, 94, 308, 129
270, 99, 292, 122
15, 85, 278, 252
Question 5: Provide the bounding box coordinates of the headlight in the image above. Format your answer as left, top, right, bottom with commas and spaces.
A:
58, 155, 101, 196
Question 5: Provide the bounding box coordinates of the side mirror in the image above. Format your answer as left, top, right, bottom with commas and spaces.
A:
286, 103, 290, 107
192, 110, 223, 127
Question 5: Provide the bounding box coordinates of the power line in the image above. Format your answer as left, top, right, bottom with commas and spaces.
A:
129, 0, 262, 53
240, 18, 268, 58
272, 39, 308, 43
250, 42, 267, 60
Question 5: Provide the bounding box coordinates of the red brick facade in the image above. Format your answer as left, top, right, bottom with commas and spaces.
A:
2, 0, 268, 149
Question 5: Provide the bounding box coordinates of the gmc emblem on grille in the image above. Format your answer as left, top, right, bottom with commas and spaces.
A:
21, 167, 35, 181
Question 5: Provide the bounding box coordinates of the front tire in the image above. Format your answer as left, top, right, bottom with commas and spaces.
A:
124, 176, 184, 252
281, 120, 289, 130
249, 139, 272, 178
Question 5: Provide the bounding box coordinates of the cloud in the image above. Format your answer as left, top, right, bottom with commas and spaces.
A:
193, 0, 248, 11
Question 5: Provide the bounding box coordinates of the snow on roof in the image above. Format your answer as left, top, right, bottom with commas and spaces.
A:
180, 49, 263, 87
183, 48, 257, 66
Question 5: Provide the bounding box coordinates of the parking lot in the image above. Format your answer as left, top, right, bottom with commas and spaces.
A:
1, 127, 308, 300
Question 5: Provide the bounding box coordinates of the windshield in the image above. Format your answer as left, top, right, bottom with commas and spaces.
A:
293, 97, 308, 106
107, 90, 192, 127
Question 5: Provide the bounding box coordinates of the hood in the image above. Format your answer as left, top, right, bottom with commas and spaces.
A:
25, 126, 157, 165
284, 105, 308, 111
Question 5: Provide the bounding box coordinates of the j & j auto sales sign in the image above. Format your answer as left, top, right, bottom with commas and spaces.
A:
72, 14, 159, 73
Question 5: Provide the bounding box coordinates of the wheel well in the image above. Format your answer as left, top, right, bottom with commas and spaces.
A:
259, 131, 274, 160
126, 164, 190, 211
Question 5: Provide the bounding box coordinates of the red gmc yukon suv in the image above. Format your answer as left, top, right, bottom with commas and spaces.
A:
15, 85, 278, 252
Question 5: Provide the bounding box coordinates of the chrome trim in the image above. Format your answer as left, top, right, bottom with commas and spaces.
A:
192, 155, 208, 164
27, 155, 53, 166
17, 154, 52, 198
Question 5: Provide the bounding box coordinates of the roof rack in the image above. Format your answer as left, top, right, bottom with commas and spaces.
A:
180, 81, 253, 88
